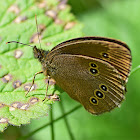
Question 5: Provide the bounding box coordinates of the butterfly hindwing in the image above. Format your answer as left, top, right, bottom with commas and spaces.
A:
49, 54, 125, 115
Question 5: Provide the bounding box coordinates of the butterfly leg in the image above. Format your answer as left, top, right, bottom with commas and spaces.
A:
42, 76, 60, 102
25, 71, 43, 97
42, 76, 50, 101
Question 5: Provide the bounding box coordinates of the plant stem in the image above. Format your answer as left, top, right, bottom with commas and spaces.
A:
59, 100, 75, 140
130, 65, 140, 76
50, 105, 54, 140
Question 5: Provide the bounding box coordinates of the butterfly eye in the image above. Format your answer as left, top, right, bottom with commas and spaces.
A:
94, 90, 105, 99
102, 53, 109, 58
89, 68, 99, 76
90, 97, 98, 105
99, 84, 108, 92
89, 62, 98, 68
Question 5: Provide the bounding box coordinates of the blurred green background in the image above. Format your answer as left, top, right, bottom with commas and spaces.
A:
1, 0, 140, 140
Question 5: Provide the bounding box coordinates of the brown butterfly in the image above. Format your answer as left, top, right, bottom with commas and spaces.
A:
7, 36, 132, 115
33, 36, 132, 115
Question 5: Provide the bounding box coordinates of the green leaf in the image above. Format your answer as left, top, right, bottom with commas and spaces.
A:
0, 0, 83, 132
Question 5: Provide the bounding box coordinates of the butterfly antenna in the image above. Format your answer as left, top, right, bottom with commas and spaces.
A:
6, 41, 34, 47
35, 14, 42, 49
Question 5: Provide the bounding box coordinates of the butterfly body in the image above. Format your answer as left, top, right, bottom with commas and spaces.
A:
33, 37, 131, 115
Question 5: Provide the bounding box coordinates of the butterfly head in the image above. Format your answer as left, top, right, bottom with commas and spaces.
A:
33, 46, 49, 63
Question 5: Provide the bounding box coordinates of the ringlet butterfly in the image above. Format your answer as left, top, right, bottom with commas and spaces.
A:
7, 36, 132, 115
7, 15, 131, 115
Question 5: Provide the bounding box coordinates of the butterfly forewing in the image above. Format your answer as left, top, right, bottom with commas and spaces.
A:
48, 37, 131, 83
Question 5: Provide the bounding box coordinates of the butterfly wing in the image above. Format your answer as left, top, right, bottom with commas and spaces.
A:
49, 54, 125, 115
48, 37, 131, 83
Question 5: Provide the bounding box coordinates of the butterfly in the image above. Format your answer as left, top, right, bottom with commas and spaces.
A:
30, 36, 131, 115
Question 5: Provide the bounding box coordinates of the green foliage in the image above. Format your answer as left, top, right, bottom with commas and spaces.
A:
0, 0, 83, 132
0, 0, 140, 139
